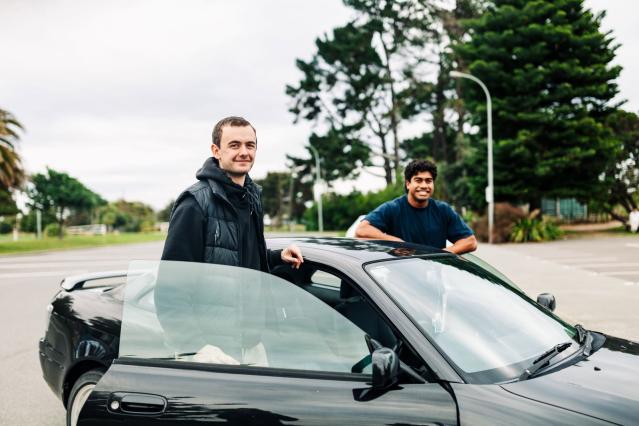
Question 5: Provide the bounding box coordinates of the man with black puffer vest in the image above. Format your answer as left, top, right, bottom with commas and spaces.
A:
161, 115, 303, 270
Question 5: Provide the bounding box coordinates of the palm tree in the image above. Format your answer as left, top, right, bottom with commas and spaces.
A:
0, 108, 25, 190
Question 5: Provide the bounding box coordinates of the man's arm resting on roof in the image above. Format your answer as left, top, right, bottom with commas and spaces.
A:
444, 234, 477, 255
355, 220, 403, 242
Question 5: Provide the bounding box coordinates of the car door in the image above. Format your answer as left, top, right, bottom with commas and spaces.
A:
77, 260, 458, 425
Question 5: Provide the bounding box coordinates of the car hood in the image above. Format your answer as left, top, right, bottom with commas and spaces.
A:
502, 334, 639, 425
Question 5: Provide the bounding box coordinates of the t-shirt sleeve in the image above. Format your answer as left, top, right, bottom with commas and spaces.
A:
364, 201, 394, 233
445, 204, 474, 242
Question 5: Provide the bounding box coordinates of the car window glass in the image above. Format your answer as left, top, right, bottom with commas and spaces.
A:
366, 257, 577, 383
461, 253, 519, 290
310, 270, 341, 288
120, 260, 372, 375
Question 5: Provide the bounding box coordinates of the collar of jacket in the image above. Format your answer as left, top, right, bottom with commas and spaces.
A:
205, 177, 261, 215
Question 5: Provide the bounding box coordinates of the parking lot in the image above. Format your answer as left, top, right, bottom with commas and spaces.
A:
476, 234, 639, 341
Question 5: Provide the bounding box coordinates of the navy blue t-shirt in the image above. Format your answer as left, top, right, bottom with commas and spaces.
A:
364, 195, 473, 248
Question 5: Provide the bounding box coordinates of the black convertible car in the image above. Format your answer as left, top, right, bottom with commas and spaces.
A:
40, 238, 639, 426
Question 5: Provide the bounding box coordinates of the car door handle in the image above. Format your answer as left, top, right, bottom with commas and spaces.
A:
108, 392, 167, 415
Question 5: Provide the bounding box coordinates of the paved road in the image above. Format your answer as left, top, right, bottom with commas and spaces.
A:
1, 234, 638, 424
475, 235, 639, 341
0, 243, 162, 426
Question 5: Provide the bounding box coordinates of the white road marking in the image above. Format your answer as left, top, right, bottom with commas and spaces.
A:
602, 271, 639, 276
0, 261, 127, 270
624, 243, 639, 248
562, 258, 618, 264
0, 270, 88, 279
546, 256, 610, 261
580, 263, 639, 268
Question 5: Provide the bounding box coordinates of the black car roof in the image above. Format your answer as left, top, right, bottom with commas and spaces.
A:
266, 237, 453, 263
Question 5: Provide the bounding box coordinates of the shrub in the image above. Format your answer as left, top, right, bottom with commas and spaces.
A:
0, 222, 12, 234
510, 216, 562, 243
45, 223, 65, 238
472, 203, 527, 243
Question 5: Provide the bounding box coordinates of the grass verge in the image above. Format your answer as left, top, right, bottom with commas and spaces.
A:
0, 232, 166, 255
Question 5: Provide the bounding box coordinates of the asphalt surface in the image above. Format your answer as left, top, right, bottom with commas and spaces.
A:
475, 234, 639, 341
1, 234, 638, 424
0, 243, 163, 426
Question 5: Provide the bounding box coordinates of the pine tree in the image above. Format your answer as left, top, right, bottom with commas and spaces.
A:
456, 0, 621, 208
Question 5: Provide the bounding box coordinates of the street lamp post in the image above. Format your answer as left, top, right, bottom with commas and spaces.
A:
450, 70, 494, 244
308, 145, 324, 233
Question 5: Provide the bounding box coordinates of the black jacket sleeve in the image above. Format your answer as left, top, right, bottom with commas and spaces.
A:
161, 194, 205, 262
267, 249, 283, 269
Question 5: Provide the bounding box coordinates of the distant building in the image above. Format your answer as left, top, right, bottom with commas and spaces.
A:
541, 198, 587, 221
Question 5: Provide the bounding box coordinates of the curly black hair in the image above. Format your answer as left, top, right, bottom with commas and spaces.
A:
404, 159, 437, 183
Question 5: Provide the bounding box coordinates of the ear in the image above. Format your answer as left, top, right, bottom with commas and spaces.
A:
211, 143, 221, 159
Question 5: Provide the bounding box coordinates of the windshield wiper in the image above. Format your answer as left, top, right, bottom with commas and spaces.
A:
574, 324, 594, 356
518, 342, 572, 381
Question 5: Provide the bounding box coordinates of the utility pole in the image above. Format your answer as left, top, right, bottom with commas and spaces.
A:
308, 145, 324, 233
450, 70, 494, 243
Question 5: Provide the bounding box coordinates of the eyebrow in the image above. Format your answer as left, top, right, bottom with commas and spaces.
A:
228, 139, 256, 144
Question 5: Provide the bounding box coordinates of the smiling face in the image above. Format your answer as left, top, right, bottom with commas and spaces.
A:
406, 171, 434, 207
211, 125, 257, 180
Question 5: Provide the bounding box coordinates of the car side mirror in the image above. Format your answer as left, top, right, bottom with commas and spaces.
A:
537, 293, 556, 312
371, 348, 399, 390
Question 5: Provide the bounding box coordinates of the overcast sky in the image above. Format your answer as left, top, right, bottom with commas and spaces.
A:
2, 0, 637, 210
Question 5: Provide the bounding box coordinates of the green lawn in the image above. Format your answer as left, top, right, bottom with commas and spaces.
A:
0, 232, 166, 255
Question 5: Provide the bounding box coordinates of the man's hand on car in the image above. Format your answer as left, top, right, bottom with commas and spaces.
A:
281, 244, 303, 269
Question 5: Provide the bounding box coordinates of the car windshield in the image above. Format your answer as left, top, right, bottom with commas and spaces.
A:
119, 260, 371, 375
365, 256, 578, 383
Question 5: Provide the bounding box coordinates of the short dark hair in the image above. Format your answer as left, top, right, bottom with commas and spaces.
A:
404, 159, 438, 183
211, 116, 256, 147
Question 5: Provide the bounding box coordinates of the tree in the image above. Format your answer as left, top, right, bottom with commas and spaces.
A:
405, 0, 484, 165
101, 199, 156, 232
19, 208, 57, 233
303, 183, 403, 231
1, 108, 25, 217
286, 1, 440, 185
255, 171, 312, 226
0, 188, 19, 216
256, 172, 289, 227
157, 199, 175, 222
0, 108, 25, 191
455, 0, 622, 209
27, 168, 104, 237
595, 110, 639, 225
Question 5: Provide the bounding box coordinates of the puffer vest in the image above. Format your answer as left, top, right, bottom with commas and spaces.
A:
175, 178, 268, 271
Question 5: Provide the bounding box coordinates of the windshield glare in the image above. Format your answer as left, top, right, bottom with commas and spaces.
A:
366, 257, 577, 383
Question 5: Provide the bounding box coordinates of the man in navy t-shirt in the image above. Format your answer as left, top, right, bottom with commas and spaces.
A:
355, 159, 477, 254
